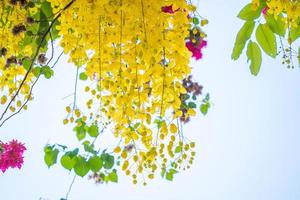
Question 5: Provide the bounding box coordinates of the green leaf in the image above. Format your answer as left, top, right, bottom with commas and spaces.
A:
108, 171, 118, 183
165, 169, 178, 181
41, 66, 54, 79
193, 17, 199, 25
188, 102, 197, 109
246, 41, 262, 76
101, 153, 115, 169
175, 146, 182, 153
88, 156, 103, 172
256, 24, 277, 58
44, 146, 59, 168
289, 27, 300, 43
88, 125, 99, 137
51, 20, 60, 40
60, 155, 76, 171
79, 72, 88, 80
265, 14, 286, 37
169, 169, 178, 174
74, 123, 87, 141
32, 67, 41, 77
83, 141, 96, 154
200, 103, 210, 115
41, 1, 53, 19
231, 21, 255, 60
166, 172, 174, 181
22, 57, 31, 71
70, 148, 79, 158
74, 156, 90, 177
238, 3, 262, 21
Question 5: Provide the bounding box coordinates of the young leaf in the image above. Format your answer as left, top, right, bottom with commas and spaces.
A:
188, 102, 197, 109
79, 72, 88, 80
41, 1, 53, 19
74, 124, 87, 141
175, 146, 182, 153
88, 156, 103, 172
22, 57, 31, 71
74, 156, 90, 177
238, 3, 262, 21
256, 24, 277, 58
41, 66, 54, 79
60, 154, 76, 171
101, 153, 115, 169
246, 41, 262, 76
289, 27, 300, 43
231, 21, 255, 60
166, 172, 174, 181
88, 125, 99, 137
200, 103, 210, 115
44, 147, 59, 168
108, 171, 118, 183
33, 67, 41, 77
265, 14, 285, 37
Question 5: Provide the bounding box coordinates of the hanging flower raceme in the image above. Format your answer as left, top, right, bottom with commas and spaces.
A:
0, 140, 26, 173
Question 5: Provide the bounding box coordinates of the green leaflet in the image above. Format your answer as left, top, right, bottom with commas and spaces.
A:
289, 26, 300, 43
88, 125, 99, 137
60, 155, 76, 171
266, 14, 286, 37
88, 156, 103, 173
256, 24, 277, 58
79, 72, 88, 80
108, 171, 118, 183
44, 146, 59, 168
74, 156, 90, 177
238, 3, 262, 21
246, 41, 262, 76
232, 21, 255, 60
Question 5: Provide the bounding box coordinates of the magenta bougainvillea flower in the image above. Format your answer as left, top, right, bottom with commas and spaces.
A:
0, 140, 26, 173
262, 7, 269, 16
186, 40, 207, 60
161, 5, 180, 14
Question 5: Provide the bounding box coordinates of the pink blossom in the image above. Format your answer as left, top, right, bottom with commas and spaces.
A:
186, 40, 207, 60
262, 7, 268, 16
161, 5, 180, 14
0, 140, 26, 173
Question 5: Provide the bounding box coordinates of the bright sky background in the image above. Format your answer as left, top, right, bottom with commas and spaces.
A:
1, 0, 300, 200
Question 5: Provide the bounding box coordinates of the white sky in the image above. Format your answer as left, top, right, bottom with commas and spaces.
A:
1, 0, 300, 200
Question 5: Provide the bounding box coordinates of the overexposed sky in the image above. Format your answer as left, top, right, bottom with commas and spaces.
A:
1, 0, 300, 200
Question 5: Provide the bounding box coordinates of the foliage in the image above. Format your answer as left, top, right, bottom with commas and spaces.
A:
232, 0, 300, 75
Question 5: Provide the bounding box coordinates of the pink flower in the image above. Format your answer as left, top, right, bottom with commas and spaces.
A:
186, 40, 207, 60
262, 6, 268, 16
161, 5, 180, 14
0, 140, 26, 173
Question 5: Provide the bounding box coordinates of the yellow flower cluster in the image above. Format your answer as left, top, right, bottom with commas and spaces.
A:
0, 1, 39, 113
253, 0, 300, 27
55, 0, 200, 183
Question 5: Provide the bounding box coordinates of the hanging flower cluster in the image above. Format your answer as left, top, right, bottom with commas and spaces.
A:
0, 0, 209, 186
252, 0, 300, 28
0, 0, 56, 125
0, 140, 26, 173
47, 0, 208, 184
